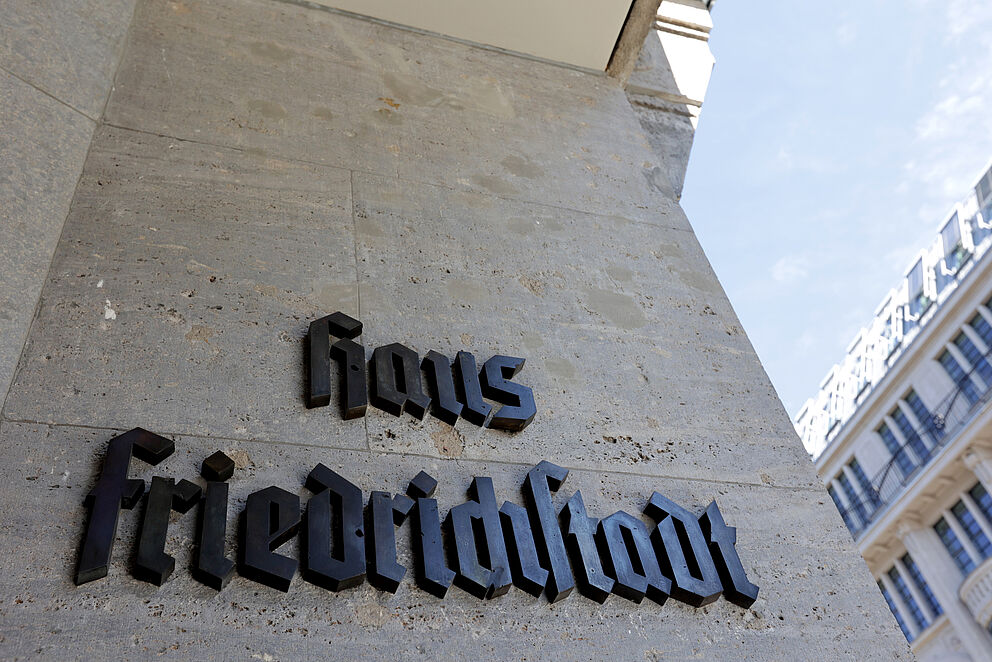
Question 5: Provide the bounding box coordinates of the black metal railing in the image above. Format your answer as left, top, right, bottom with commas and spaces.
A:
837, 343, 992, 539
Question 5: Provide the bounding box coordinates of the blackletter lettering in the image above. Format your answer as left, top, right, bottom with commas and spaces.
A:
523, 461, 574, 602
453, 351, 492, 426
645, 492, 722, 607
194, 481, 235, 590
560, 491, 613, 603
700, 501, 759, 608
421, 350, 464, 425
307, 311, 363, 409
239, 486, 300, 592
194, 451, 236, 590
134, 476, 201, 585
370, 343, 431, 419
499, 501, 549, 596
480, 355, 536, 431
446, 477, 511, 599
331, 338, 368, 419
598, 511, 670, 604
366, 492, 414, 592
75, 428, 175, 585
302, 464, 366, 591
407, 472, 455, 598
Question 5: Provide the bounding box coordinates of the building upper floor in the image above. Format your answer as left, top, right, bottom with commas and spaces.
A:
796, 161, 992, 460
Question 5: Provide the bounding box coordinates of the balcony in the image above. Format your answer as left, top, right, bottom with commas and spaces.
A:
961, 556, 992, 628
837, 348, 992, 539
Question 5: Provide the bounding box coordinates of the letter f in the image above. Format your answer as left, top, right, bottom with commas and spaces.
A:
75, 428, 175, 585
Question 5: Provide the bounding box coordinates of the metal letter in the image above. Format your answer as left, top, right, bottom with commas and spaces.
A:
201, 450, 235, 482
407, 472, 455, 598
499, 501, 549, 597
238, 486, 300, 592
193, 451, 236, 590
302, 464, 365, 591
453, 350, 492, 426
331, 338, 368, 419
370, 343, 431, 419
598, 511, 671, 604
522, 461, 574, 602
560, 491, 614, 603
445, 477, 511, 599
366, 492, 414, 593
134, 477, 202, 585
306, 311, 363, 409
306, 315, 332, 409
480, 355, 536, 431
644, 492, 722, 607
421, 350, 464, 425
75, 428, 175, 585
408, 470, 439, 500
699, 501, 759, 608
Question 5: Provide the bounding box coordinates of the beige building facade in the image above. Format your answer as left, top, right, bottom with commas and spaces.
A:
799, 163, 992, 660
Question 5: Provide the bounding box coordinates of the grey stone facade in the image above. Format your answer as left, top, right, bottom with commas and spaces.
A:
0, 0, 910, 659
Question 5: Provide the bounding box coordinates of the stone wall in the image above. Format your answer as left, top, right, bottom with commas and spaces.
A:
0, 0, 911, 659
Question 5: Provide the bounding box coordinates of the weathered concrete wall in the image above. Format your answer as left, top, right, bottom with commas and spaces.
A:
0, 0, 910, 659
0, 0, 136, 409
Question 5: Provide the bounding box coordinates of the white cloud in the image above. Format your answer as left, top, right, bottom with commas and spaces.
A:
902, 5, 992, 207
836, 21, 857, 46
771, 255, 809, 283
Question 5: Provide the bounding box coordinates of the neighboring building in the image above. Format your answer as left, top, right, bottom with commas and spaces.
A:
797, 162, 992, 660
0, 0, 909, 659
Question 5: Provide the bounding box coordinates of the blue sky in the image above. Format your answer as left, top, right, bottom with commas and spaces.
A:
682, 0, 992, 417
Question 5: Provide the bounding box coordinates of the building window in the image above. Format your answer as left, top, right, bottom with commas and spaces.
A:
879, 423, 915, 478
951, 500, 992, 559
887, 567, 928, 632
879, 581, 914, 643
905, 390, 943, 443
828, 485, 857, 535
940, 213, 967, 274
891, 407, 930, 465
837, 472, 868, 527
935, 517, 976, 574
939, 350, 980, 405
849, 458, 881, 510
969, 483, 992, 526
901, 553, 942, 617
971, 313, 992, 349
907, 259, 929, 320
953, 332, 992, 386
